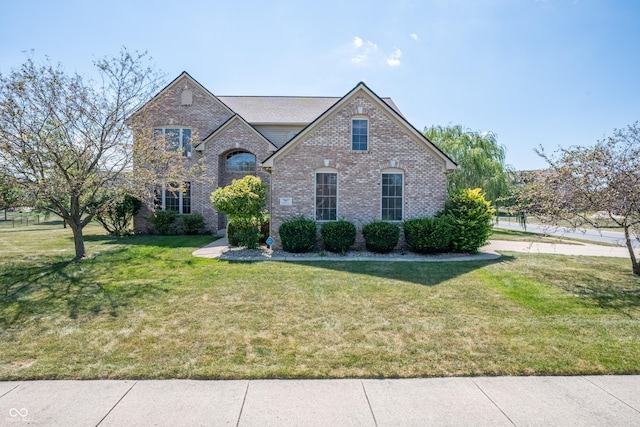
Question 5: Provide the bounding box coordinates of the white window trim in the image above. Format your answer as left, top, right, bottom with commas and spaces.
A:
157, 181, 191, 214
154, 127, 192, 158
381, 170, 404, 222
314, 168, 338, 222
351, 116, 369, 152
225, 150, 257, 173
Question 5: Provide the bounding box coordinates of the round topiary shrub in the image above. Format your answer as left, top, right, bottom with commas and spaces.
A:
403, 216, 453, 254
321, 219, 356, 253
279, 216, 317, 253
362, 221, 400, 253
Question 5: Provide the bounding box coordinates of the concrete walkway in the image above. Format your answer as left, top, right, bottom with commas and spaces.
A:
193, 237, 637, 261
2, 376, 639, 426
486, 240, 638, 258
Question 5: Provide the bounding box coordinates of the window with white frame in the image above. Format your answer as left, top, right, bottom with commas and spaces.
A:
315, 172, 337, 221
226, 150, 256, 173
381, 172, 403, 221
351, 118, 368, 151
155, 182, 191, 214
154, 127, 192, 158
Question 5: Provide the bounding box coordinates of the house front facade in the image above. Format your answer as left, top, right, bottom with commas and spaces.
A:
134, 72, 456, 249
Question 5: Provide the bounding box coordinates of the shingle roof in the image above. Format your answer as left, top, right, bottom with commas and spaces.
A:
217, 96, 402, 125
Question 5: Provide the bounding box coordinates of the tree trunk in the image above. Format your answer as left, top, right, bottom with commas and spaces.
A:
68, 221, 86, 260
69, 195, 86, 260
623, 225, 639, 276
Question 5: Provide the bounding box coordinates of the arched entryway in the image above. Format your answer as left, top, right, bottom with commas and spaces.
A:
217, 149, 257, 230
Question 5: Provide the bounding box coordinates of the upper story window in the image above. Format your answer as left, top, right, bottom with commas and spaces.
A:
352, 118, 368, 151
226, 150, 256, 173
154, 127, 192, 158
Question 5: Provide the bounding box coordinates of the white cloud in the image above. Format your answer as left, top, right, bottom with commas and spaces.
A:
346, 37, 401, 68
387, 48, 402, 67
410, 33, 419, 41
350, 37, 379, 64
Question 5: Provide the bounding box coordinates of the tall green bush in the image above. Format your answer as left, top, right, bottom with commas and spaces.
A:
211, 176, 267, 249
403, 217, 453, 254
174, 213, 205, 235
362, 221, 400, 253
94, 194, 142, 236
444, 188, 494, 253
279, 216, 317, 253
321, 219, 356, 253
146, 209, 179, 235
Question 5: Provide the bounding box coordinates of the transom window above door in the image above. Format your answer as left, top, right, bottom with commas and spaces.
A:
226, 150, 256, 173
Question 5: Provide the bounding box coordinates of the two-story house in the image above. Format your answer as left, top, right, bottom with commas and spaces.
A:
133, 72, 456, 248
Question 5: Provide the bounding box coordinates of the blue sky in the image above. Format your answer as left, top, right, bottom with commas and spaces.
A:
1, 0, 638, 170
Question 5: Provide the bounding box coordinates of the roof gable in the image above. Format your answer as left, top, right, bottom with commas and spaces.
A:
261, 82, 457, 170
196, 114, 277, 152
131, 71, 234, 121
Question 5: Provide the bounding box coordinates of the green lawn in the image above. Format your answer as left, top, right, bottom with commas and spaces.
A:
1, 222, 639, 380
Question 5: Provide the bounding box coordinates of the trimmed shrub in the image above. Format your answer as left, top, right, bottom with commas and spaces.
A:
279, 216, 317, 253
175, 213, 205, 235
226, 219, 261, 249
444, 188, 495, 253
146, 209, 179, 235
259, 215, 270, 244
321, 219, 356, 253
362, 221, 400, 253
94, 195, 142, 236
227, 220, 241, 246
403, 216, 453, 254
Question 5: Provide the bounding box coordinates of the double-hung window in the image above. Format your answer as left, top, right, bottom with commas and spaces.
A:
154, 127, 192, 158
155, 182, 191, 214
381, 173, 403, 221
351, 118, 368, 151
315, 172, 337, 221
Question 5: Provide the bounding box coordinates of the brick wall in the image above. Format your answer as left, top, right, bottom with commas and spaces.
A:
133, 76, 271, 233
268, 92, 448, 249
199, 119, 272, 231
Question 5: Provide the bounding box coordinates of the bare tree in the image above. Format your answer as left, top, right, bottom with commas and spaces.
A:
0, 49, 192, 259
517, 122, 640, 275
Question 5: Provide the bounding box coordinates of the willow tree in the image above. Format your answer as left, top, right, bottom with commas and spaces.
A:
0, 50, 190, 260
517, 123, 640, 275
424, 125, 516, 206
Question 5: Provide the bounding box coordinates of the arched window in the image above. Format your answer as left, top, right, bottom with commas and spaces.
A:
226, 151, 256, 173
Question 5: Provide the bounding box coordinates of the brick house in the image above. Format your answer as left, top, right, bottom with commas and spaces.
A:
134, 72, 456, 248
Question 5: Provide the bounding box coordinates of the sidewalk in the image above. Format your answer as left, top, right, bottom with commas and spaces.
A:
192, 237, 636, 261
1, 376, 639, 426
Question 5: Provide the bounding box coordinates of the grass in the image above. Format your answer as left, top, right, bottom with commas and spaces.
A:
1, 222, 639, 380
